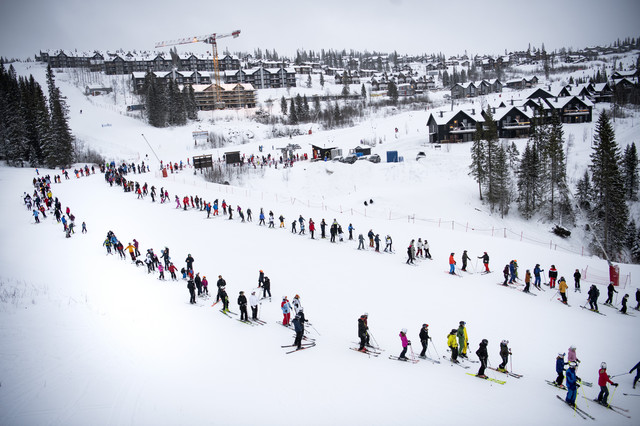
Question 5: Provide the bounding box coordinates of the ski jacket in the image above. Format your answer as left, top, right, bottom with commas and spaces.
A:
479, 253, 489, 264
125, 244, 135, 253
475, 342, 488, 360
449, 255, 456, 265
598, 368, 614, 386
187, 280, 195, 291
503, 265, 509, 276
456, 326, 468, 343
588, 286, 600, 301
556, 357, 566, 374
309, 221, 315, 231
217, 278, 226, 289
293, 315, 304, 333
566, 367, 578, 390
499, 343, 510, 358
249, 294, 259, 307
574, 271, 581, 281
419, 327, 429, 341
358, 317, 368, 336
238, 295, 247, 307
158, 264, 164, 272
548, 268, 558, 279
281, 300, 291, 314
400, 332, 409, 348
559, 279, 568, 293
630, 361, 640, 374
568, 348, 578, 363
607, 283, 618, 296
447, 333, 458, 348
534, 265, 542, 277
168, 264, 177, 273
201, 278, 208, 288
292, 298, 302, 312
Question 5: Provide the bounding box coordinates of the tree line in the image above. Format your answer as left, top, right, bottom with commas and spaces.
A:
469, 109, 639, 262
140, 72, 198, 128
0, 62, 74, 168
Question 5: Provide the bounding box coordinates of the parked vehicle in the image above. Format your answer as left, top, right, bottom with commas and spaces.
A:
342, 154, 358, 164
367, 154, 381, 163
416, 151, 426, 160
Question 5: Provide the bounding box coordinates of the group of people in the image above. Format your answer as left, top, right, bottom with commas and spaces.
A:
447, 251, 490, 274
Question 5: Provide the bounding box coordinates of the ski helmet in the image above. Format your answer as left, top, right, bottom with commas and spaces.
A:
363, 312, 368, 317
501, 340, 509, 345
569, 344, 576, 350
601, 362, 607, 369
401, 328, 407, 334
459, 321, 466, 325
481, 339, 488, 345
451, 329, 457, 334
423, 324, 428, 328
558, 352, 565, 358
294, 294, 299, 299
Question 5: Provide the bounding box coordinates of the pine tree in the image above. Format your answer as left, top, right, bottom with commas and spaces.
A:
483, 109, 500, 210
289, 98, 298, 124
302, 95, 310, 122
306, 74, 312, 89
517, 142, 539, 219
546, 111, 567, 221
469, 122, 486, 200
183, 85, 198, 120
494, 144, 511, 218
622, 142, 639, 200
575, 170, 593, 211
280, 95, 287, 115
45, 64, 73, 167
295, 94, 303, 122
319, 73, 325, 89
589, 110, 629, 260
387, 81, 398, 105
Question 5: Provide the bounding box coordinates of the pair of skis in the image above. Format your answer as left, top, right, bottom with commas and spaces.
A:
466, 372, 506, 385
556, 395, 595, 420
281, 342, 316, 354
589, 398, 630, 418
487, 366, 522, 378
389, 355, 420, 364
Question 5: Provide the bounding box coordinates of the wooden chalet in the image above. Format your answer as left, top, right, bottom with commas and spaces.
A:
427, 109, 484, 143
192, 83, 256, 110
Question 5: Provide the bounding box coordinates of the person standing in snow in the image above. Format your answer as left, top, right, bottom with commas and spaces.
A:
461, 250, 470, 272
250, 291, 259, 320
220, 286, 230, 312
374, 234, 380, 252
348, 223, 354, 240
258, 270, 265, 287
475, 339, 489, 378
523, 269, 532, 293
416, 238, 424, 258
605, 281, 618, 305
424, 239, 432, 259
565, 362, 580, 406
620, 294, 629, 314
281, 296, 292, 325
478, 252, 490, 273
187, 278, 196, 304
259, 209, 265, 225
533, 264, 543, 290
567, 345, 580, 364
630, 361, 640, 389
238, 291, 248, 321
406, 241, 415, 265
292, 294, 302, 314
168, 263, 178, 281
201, 275, 208, 295
447, 329, 459, 362
457, 321, 469, 358
194, 273, 202, 296
384, 235, 393, 252
498, 340, 511, 372
291, 220, 297, 234
216, 275, 227, 302
573, 269, 581, 292
419, 324, 430, 358
262, 276, 272, 299
556, 352, 567, 386
596, 362, 618, 406
358, 233, 365, 250
558, 277, 569, 304
158, 263, 165, 280
185, 254, 194, 272
125, 242, 137, 261
358, 313, 370, 351
320, 219, 327, 239
398, 329, 410, 360
635, 288, 640, 310
449, 253, 456, 274
309, 219, 315, 239
588, 285, 600, 311
502, 264, 510, 286
292, 311, 305, 350
548, 265, 558, 288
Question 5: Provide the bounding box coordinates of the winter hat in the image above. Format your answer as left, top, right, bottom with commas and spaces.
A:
401, 328, 407, 334
450, 329, 457, 334
423, 324, 428, 327
239, 291, 244, 294
558, 353, 565, 357
251, 291, 255, 295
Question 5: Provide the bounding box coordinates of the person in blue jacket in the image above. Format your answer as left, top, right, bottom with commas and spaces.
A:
534, 264, 543, 289
555, 353, 567, 386
292, 310, 306, 349
565, 361, 581, 406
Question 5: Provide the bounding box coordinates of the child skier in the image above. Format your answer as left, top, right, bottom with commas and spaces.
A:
565, 362, 580, 406
476, 339, 489, 378
596, 362, 618, 406
399, 329, 410, 360
447, 329, 459, 362
419, 324, 430, 358
556, 353, 567, 386
498, 340, 511, 372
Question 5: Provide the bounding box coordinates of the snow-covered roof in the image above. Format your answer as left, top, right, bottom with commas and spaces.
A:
429, 109, 484, 126
492, 106, 533, 121
544, 95, 594, 109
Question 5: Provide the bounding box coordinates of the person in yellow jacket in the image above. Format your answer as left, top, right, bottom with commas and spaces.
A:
559, 276, 569, 305
124, 242, 137, 261
447, 329, 459, 362
457, 321, 469, 358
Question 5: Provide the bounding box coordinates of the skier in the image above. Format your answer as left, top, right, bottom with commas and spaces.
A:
309, 219, 315, 238
509, 260, 517, 284
630, 361, 640, 389
187, 278, 196, 304
125, 242, 137, 261
416, 238, 423, 258
556, 352, 567, 386
185, 254, 194, 271
498, 340, 511, 372
348, 223, 354, 240
279, 214, 284, 228
461, 250, 470, 272
281, 296, 292, 325
548, 265, 558, 288
158, 263, 165, 280
357, 313, 370, 351
250, 291, 259, 320
406, 241, 415, 265
33, 210, 40, 223
476, 339, 489, 378
292, 294, 302, 314
194, 273, 202, 296
291, 220, 297, 234
299, 220, 305, 235
568, 345, 580, 364
457, 321, 468, 358
588, 285, 600, 312
320, 219, 326, 238
636, 288, 640, 310
449, 253, 456, 274
573, 269, 581, 292
534, 264, 543, 290
201, 275, 208, 295
596, 362, 618, 406
259, 209, 265, 225
374, 234, 380, 252
419, 324, 430, 358
262, 276, 271, 299
502, 265, 510, 286
357, 233, 365, 250
168, 263, 178, 280
424, 239, 432, 259
238, 291, 248, 321
103, 237, 113, 255
258, 270, 265, 287
620, 293, 629, 314
398, 329, 410, 360
384, 235, 393, 252
220, 286, 230, 312
565, 362, 580, 407
447, 329, 459, 362
292, 311, 305, 350
523, 269, 532, 293
605, 281, 618, 305
478, 252, 490, 273
247, 208, 252, 221
558, 276, 569, 304
216, 275, 227, 302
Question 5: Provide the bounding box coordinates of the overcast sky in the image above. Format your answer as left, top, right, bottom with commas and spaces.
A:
1, 0, 639, 60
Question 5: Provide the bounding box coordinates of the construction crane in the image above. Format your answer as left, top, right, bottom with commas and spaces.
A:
155, 30, 241, 109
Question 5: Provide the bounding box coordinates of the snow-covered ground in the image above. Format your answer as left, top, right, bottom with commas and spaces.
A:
1, 61, 639, 425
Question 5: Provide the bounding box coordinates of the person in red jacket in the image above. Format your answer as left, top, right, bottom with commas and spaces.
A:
449, 253, 456, 275
548, 265, 558, 288
167, 263, 178, 280
309, 219, 315, 239
597, 362, 618, 406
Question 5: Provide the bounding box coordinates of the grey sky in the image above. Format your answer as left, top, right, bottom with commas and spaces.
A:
1, 0, 638, 60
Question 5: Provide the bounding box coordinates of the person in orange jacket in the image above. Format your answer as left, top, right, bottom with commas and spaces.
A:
449, 253, 456, 275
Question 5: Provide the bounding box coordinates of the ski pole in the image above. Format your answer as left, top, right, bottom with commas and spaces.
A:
549, 290, 559, 301
309, 322, 321, 336
430, 338, 440, 360
610, 383, 619, 403
409, 344, 417, 361
369, 332, 380, 349
510, 353, 513, 374
610, 372, 631, 378
579, 383, 591, 408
